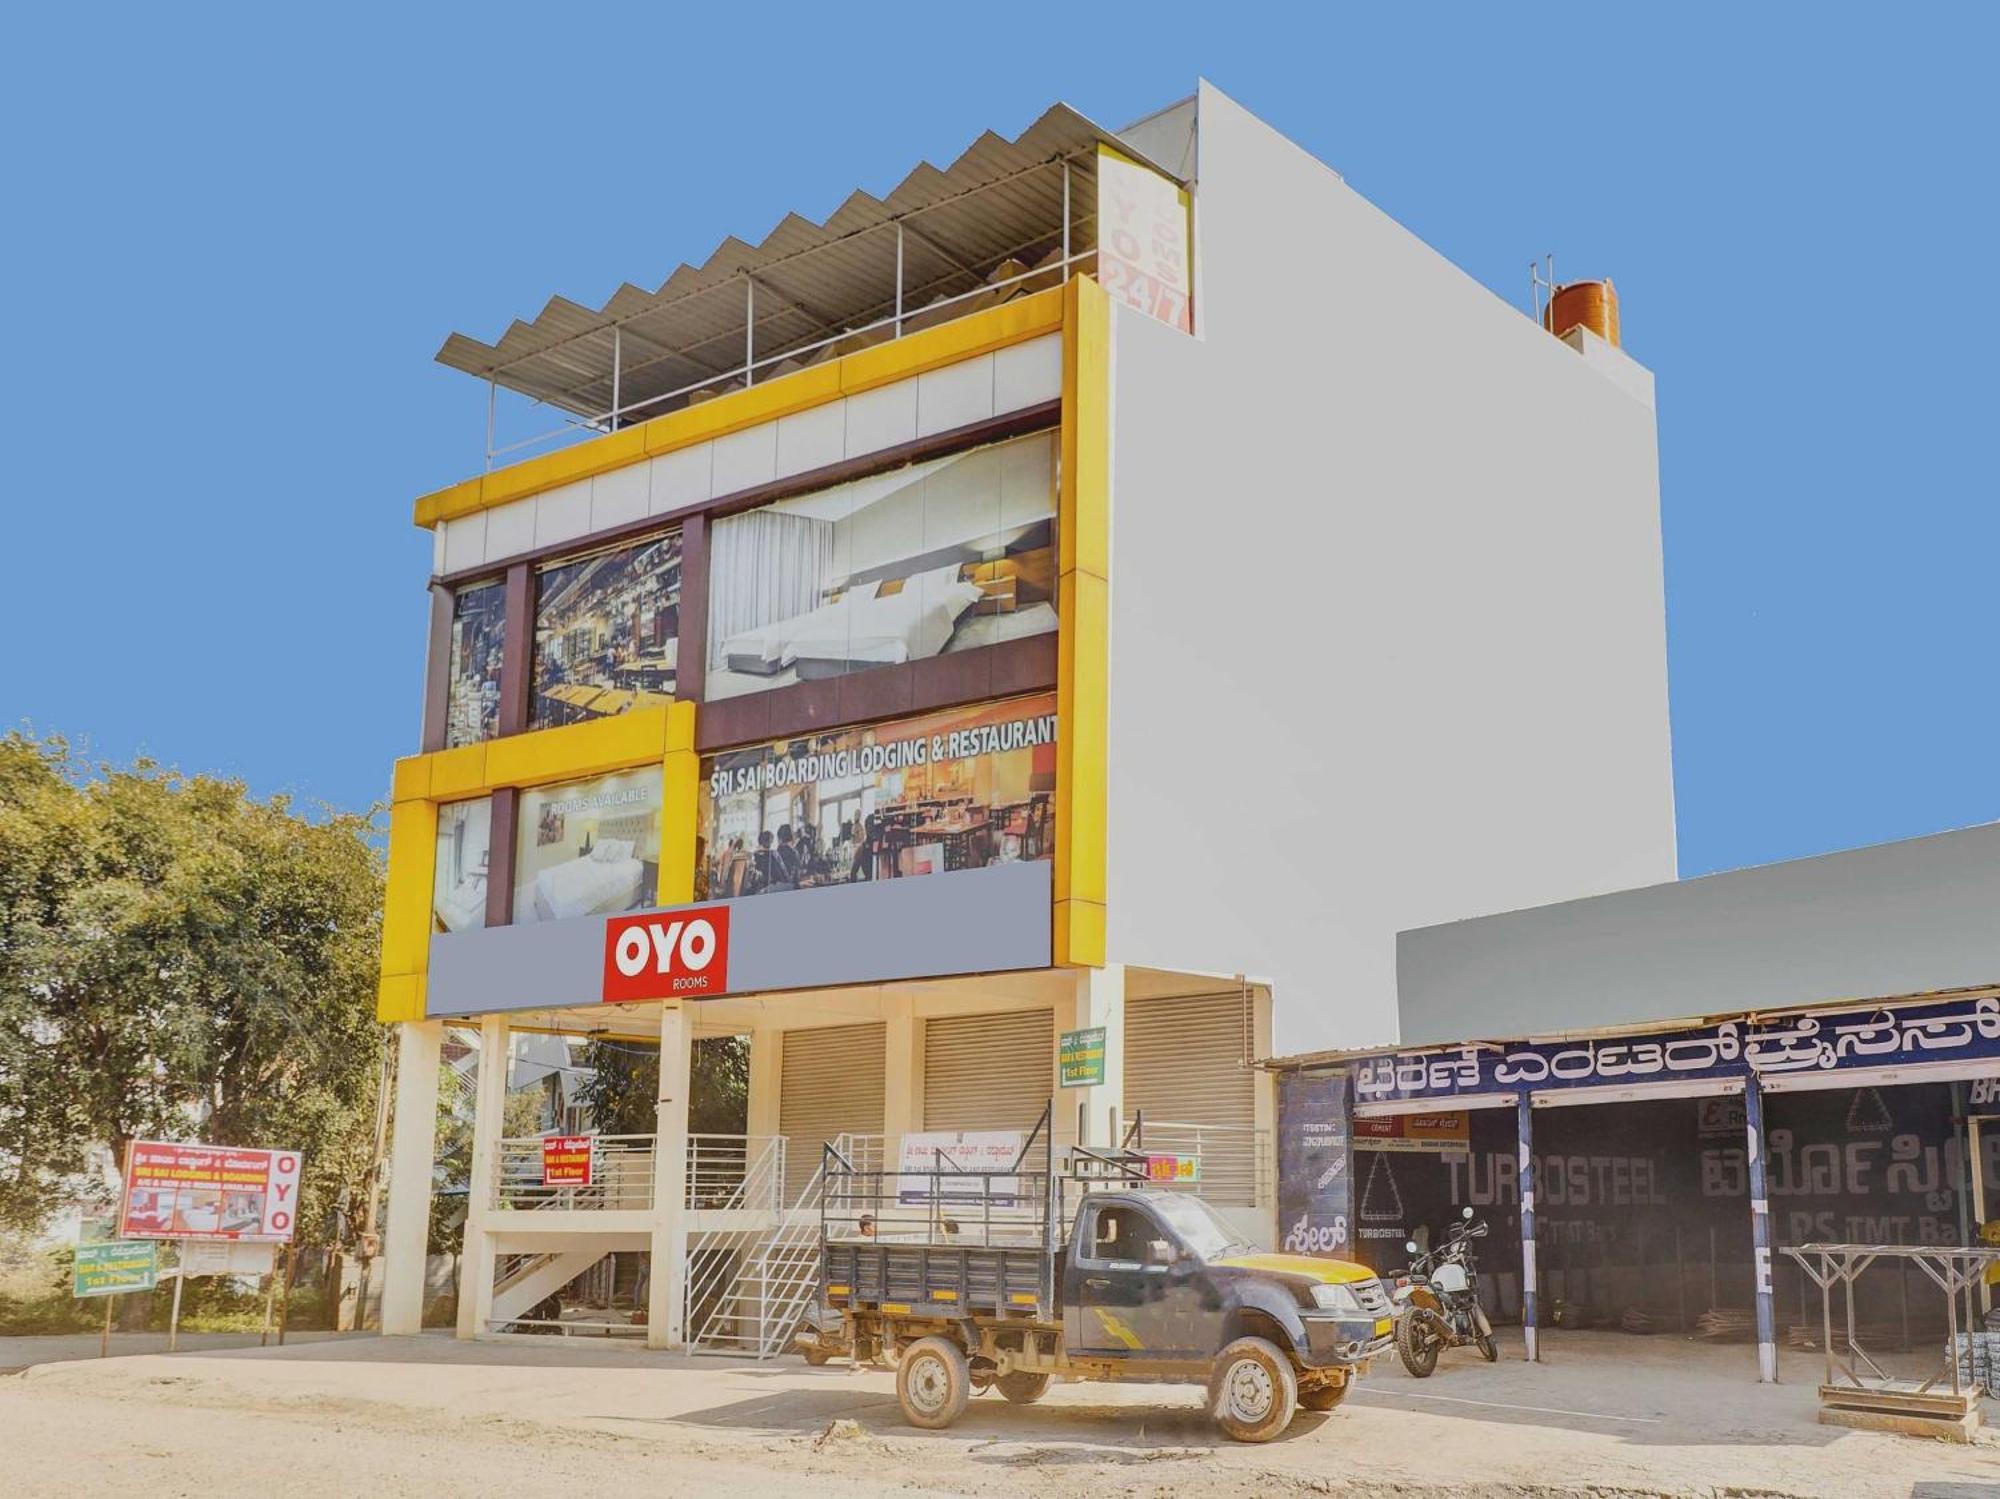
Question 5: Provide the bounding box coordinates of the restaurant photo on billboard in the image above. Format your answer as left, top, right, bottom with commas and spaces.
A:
514, 768, 663, 923
704, 431, 1057, 701
531, 529, 682, 729
699, 694, 1056, 899
444, 578, 506, 747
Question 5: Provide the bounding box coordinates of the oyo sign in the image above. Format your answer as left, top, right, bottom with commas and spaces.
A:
602, 907, 732, 1001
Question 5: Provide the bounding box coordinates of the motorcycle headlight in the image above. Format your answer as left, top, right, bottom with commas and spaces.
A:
1310, 1282, 1366, 1314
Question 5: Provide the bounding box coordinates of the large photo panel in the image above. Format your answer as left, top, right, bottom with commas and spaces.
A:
704, 430, 1057, 701
444, 579, 507, 747
531, 529, 682, 729
433, 795, 493, 932
699, 693, 1057, 899
514, 768, 663, 923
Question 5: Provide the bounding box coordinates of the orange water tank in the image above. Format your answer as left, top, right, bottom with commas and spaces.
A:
1545, 279, 1620, 347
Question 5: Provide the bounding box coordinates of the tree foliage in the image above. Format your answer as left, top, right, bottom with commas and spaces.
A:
576, 1034, 749, 1137
0, 731, 385, 1239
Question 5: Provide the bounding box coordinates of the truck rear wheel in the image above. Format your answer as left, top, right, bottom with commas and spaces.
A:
995, 1371, 1051, 1404
1209, 1336, 1298, 1442
896, 1336, 971, 1429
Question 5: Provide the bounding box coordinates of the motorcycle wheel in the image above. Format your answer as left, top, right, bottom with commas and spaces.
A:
1396, 1314, 1441, 1378
1475, 1331, 1498, 1363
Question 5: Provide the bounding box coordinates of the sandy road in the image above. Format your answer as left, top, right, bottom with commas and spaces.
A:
2, 1328, 1997, 1497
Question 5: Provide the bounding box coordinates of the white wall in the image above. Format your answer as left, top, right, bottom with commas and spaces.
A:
1104, 84, 1677, 1055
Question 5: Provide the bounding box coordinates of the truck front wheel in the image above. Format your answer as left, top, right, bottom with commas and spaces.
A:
897, 1336, 971, 1429
995, 1371, 1051, 1404
1209, 1336, 1298, 1442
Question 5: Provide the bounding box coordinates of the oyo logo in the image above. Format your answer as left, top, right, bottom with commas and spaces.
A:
602, 906, 732, 1002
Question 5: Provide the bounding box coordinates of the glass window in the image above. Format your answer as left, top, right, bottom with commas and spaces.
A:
531, 530, 682, 730
513, 768, 663, 924
704, 429, 1057, 702
432, 797, 493, 932
444, 581, 507, 747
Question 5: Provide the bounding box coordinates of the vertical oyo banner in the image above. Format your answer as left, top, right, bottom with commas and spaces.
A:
1096, 145, 1192, 332
1278, 1070, 1353, 1257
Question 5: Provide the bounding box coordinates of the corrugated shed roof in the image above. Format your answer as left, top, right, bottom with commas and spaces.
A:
437, 102, 1171, 422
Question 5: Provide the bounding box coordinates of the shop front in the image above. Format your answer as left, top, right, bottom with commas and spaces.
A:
1279, 990, 1999, 1383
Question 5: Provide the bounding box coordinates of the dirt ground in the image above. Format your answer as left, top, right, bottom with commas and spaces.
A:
2, 1327, 1996, 1498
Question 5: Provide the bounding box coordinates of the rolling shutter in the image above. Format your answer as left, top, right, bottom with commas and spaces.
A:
1125, 991, 1258, 1204
779, 1023, 886, 1204
922, 1009, 1055, 1133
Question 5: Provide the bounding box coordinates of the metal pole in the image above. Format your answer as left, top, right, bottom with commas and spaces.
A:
1971, 1112, 1990, 1316
261, 1266, 278, 1347
744, 277, 755, 387
1517, 1091, 1538, 1362
610, 325, 622, 431
894, 224, 904, 337
485, 378, 496, 472
1745, 1075, 1778, 1382
1061, 161, 1071, 277
168, 1266, 185, 1354
278, 1244, 295, 1346
101, 1294, 114, 1359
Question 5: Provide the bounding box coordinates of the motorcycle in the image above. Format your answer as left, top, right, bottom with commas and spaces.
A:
1391, 1205, 1497, 1376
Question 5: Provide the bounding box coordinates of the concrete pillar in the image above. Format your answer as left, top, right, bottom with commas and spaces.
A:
1745, 1075, 1778, 1382
381, 1020, 443, 1336
883, 998, 921, 1155
456, 1014, 509, 1339
648, 1002, 692, 1348
1517, 1091, 1539, 1363
1059, 964, 1124, 1154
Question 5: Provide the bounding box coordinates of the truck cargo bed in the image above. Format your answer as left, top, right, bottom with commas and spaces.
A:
823, 1238, 1056, 1321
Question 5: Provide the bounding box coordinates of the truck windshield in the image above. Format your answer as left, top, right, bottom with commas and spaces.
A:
1148, 1195, 1246, 1260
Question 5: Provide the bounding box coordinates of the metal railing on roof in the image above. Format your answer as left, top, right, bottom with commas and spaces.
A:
477, 150, 1101, 471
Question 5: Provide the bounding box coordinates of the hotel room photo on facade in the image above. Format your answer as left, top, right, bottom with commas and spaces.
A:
374, 83, 1675, 1352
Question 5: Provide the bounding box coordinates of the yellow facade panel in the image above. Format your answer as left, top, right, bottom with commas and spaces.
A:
390, 753, 432, 805
1059, 277, 1111, 582
480, 706, 671, 789
1054, 900, 1106, 970
1054, 569, 1109, 909
656, 746, 702, 907
479, 427, 648, 511
426, 743, 488, 800
375, 972, 426, 1025
380, 798, 439, 980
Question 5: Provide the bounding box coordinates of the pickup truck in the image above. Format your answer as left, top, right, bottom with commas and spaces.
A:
820, 1182, 1394, 1442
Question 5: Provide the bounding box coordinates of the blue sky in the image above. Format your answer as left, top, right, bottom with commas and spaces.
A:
2, 5, 1993, 878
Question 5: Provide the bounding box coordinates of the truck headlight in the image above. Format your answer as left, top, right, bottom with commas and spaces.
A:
1310, 1282, 1366, 1314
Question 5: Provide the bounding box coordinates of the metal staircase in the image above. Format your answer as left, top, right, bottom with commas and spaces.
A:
687, 1133, 881, 1358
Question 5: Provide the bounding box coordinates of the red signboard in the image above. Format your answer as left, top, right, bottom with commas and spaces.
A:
602, 906, 732, 1002
541, 1135, 595, 1188
119, 1142, 305, 1242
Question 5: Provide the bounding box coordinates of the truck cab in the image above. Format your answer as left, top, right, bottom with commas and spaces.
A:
1062, 1190, 1393, 1385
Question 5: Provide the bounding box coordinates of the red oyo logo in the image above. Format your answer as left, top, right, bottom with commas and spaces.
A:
602, 907, 732, 1002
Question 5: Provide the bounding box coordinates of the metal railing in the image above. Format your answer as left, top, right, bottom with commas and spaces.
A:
480, 149, 1103, 468
1131, 1120, 1273, 1208
490, 1134, 657, 1211
686, 1134, 785, 1211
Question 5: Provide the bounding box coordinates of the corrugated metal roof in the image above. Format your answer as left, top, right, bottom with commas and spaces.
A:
437, 102, 1172, 422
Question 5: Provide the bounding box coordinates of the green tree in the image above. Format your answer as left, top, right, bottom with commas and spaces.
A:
0, 731, 385, 1241
575, 1034, 749, 1136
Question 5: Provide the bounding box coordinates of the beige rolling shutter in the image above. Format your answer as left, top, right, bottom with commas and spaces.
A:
779, 1022, 886, 1203
922, 1009, 1055, 1133
1125, 991, 1258, 1204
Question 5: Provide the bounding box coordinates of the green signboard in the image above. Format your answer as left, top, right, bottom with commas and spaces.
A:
1059, 1026, 1107, 1087
74, 1240, 158, 1299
